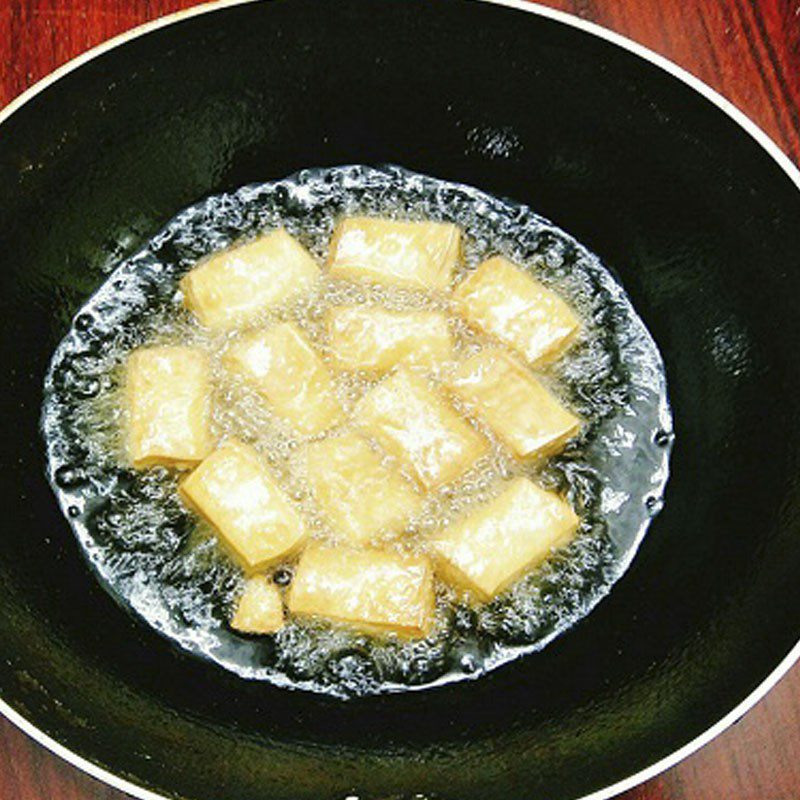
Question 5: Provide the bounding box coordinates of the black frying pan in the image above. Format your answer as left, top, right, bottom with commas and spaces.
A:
1, 1, 799, 798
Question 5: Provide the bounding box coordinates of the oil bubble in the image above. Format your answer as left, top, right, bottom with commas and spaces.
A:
273, 567, 293, 587
654, 429, 672, 447
460, 653, 480, 674
54, 465, 84, 488
74, 313, 94, 332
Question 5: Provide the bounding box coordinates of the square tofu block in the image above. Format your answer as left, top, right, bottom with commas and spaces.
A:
326, 305, 453, 373
327, 217, 461, 290
126, 345, 212, 470
453, 256, 580, 365
287, 543, 435, 638
181, 228, 320, 330
224, 322, 343, 436
180, 440, 307, 571
231, 576, 284, 634
429, 477, 579, 601
355, 368, 488, 490
304, 433, 422, 545
446, 348, 581, 459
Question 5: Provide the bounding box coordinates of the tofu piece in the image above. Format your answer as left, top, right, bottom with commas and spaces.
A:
446, 348, 581, 459
180, 440, 307, 571
304, 433, 422, 545
429, 477, 579, 601
231, 576, 284, 634
181, 228, 320, 329
223, 323, 343, 436
125, 345, 212, 470
287, 543, 435, 638
326, 305, 453, 373
327, 217, 461, 290
453, 256, 580, 365
355, 368, 488, 490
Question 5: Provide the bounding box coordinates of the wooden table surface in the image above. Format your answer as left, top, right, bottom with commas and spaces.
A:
1, 0, 799, 798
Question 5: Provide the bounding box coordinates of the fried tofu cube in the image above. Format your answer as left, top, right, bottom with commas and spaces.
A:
181, 228, 320, 329
453, 256, 580, 365
429, 477, 579, 601
327, 217, 461, 290
287, 543, 435, 638
231, 576, 284, 634
326, 305, 453, 373
304, 434, 422, 545
355, 368, 488, 490
446, 348, 581, 459
180, 440, 307, 571
126, 345, 212, 470
223, 322, 343, 436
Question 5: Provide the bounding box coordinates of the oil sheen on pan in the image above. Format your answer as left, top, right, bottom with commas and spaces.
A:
42, 165, 673, 697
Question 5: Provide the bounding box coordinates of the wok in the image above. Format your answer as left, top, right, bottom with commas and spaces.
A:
1, 1, 799, 798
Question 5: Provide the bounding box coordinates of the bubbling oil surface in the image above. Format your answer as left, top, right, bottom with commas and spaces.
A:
42, 166, 672, 697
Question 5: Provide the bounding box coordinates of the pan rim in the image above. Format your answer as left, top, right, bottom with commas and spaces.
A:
1, 1, 799, 799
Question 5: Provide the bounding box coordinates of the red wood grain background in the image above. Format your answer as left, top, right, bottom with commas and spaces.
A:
1, 1, 799, 798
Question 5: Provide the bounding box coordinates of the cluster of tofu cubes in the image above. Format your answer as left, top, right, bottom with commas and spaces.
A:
125, 219, 583, 640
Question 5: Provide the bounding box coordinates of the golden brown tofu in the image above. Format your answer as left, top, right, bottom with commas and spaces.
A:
125, 345, 212, 470
179, 440, 307, 571
429, 477, 579, 601
446, 348, 581, 459
326, 305, 453, 373
224, 322, 343, 436
231, 576, 284, 634
180, 228, 320, 330
355, 368, 488, 490
304, 433, 422, 545
453, 256, 580, 365
327, 217, 461, 290
287, 543, 435, 638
